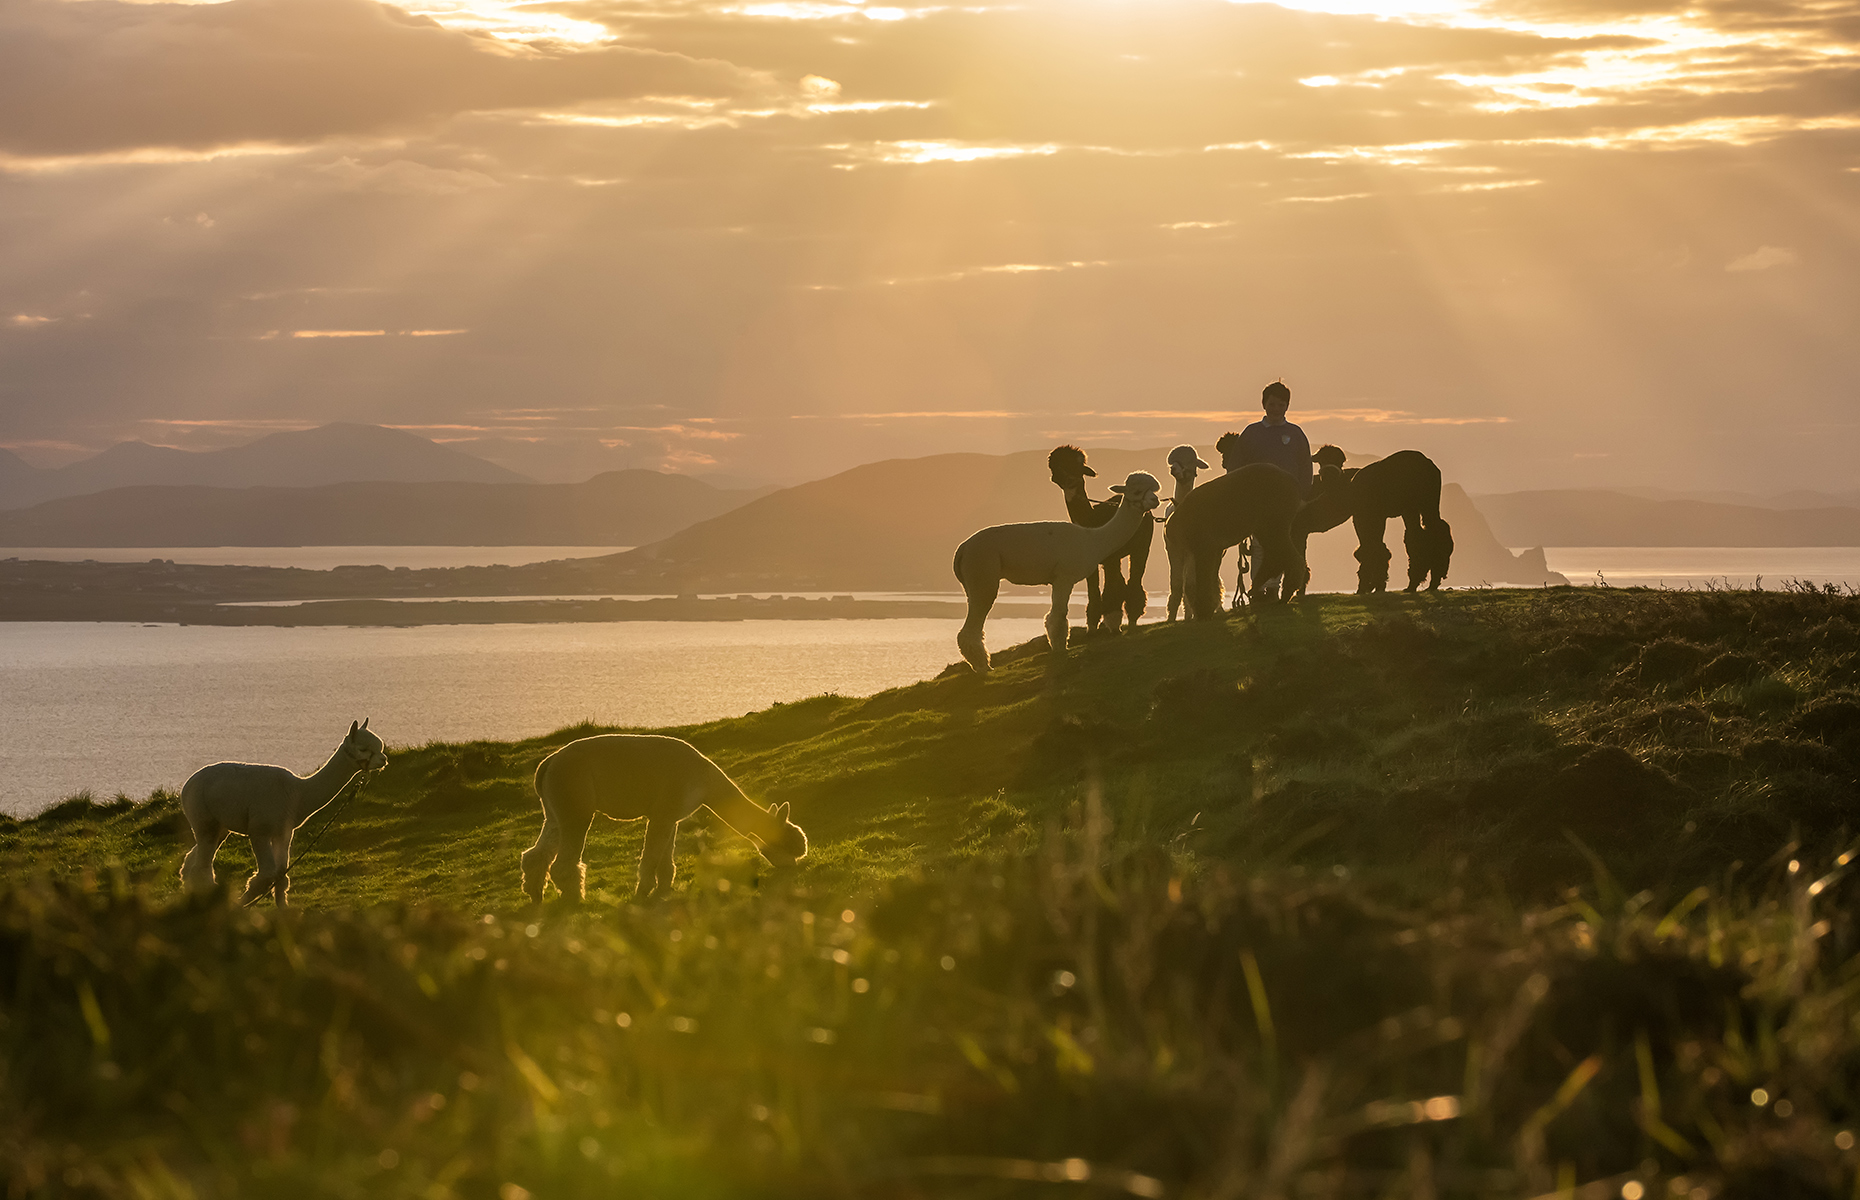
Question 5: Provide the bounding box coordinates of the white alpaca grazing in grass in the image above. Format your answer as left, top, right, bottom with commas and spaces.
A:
179, 719, 388, 906
522, 734, 809, 903
952, 470, 1162, 675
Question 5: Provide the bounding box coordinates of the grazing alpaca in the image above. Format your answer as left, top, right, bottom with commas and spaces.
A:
1163, 444, 1209, 622
953, 471, 1163, 674
179, 719, 388, 906
1164, 464, 1302, 620
1290, 447, 1453, 594
1047, 445, 1155, 634
521, 734, 808, 902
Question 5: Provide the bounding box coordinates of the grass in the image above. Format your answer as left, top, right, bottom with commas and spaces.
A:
2, 586, 1859, 1197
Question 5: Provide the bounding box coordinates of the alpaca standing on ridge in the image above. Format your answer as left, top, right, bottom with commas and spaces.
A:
1291, 446, 1453, 594
1164, 464, 1301, 620
522, 734, 808, 903
953, 471, 1163, 674
1163, 444, 1209, 621
1047, 445, 1155, 634
179, 719, 388, 906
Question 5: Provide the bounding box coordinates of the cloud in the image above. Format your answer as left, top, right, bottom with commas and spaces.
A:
1725, 245, 1800, 272
0, 0, 761, 160
314, 156, 501, 194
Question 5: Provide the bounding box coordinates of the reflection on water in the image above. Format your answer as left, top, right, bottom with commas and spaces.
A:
0, 546, 630, 570
1540, 547, 1860, 591
0, 619, 1046, 816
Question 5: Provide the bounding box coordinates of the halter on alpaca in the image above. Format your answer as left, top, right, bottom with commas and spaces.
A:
522, 734, 808, 902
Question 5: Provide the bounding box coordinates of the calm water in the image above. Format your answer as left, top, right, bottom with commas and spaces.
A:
0, 619, 1046, 816
1541, 547, 1860, 591
0, 546, 629, 569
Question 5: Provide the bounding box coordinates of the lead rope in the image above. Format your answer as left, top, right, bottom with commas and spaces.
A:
243, 761, 375, 907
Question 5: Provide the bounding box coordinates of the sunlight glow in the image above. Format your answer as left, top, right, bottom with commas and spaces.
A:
404, 0, 611, 44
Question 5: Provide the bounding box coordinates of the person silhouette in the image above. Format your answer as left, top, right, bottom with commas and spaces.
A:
1221, 381, 1313, 602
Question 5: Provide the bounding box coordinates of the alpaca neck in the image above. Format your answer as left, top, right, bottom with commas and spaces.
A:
1057, 481, 1100, 525
1084, 494, 1143, 554
298, 744, 363, 825
703, 782, 782, 844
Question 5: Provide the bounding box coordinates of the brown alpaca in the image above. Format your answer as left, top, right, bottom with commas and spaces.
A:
521, 734, 808, 902
1291, 447, 1453, 595
1047, 445, 1155, 633
1164, 464, 1302, 619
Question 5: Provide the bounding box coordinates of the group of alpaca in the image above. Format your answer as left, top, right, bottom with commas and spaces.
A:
954, 441, 1453, 674
180, 724, 805, 907
177, 439, 1446, 907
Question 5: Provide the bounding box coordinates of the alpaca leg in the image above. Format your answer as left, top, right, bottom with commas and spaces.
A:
637, 819, 678, 899
1166, 540, 1186, 622
1354, 515, 1391, 594
1427, 519, 1453, 590
1122, 549, 1148, 629
241, 835, 282, 906
1046, 581, 1073, 656
180, 821, 228, 894
272, 834, 293, 907
1084, 571, 1105, 632
520, 811, 561, 903
550, 809, 595, 903
1401, 513, 1426, 592
1100, 561, 1127, 634
1189, 547, 1224, 620
1283, 531, 1312, 601
957, 574, 999, 675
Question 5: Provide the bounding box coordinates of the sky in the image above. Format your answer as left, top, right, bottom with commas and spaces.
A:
0, 0, 1855, 492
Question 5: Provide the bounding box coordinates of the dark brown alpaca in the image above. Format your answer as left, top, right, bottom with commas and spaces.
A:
1290, 447, 1453, 595
1047, 445, 1154, 632
1164, 464, 1302, 619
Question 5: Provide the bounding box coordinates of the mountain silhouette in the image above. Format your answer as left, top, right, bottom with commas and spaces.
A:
0, 424, 528, 510
1474, 490, 1860, 546
596, 447, 1563, 593
0, 470, 770, 548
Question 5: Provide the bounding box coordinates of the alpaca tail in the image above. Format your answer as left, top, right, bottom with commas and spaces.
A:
952, 543, 967, 585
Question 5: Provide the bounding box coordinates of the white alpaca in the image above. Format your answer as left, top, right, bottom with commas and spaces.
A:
952, 471, 1162, 675
1162, 445, 1208, 622
521, 734, 809, 902
179, 719, 388, 906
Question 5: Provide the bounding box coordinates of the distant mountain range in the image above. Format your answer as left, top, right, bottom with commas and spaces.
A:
0, 471, 771, 548
1472, 490, 1860, 547
590, 447, 1565, 593
0, 424, 527, 510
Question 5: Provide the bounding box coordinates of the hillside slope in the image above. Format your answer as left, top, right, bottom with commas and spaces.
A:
0, 470, 770, 547
1475, 489, 1860, 546
601, 447, 1564, 593
2, 589, 1859, 1196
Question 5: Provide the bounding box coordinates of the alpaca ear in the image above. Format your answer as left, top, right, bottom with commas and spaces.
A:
775, 802, 789, 821
350, 720, 360, 735
362, 717, 370, 730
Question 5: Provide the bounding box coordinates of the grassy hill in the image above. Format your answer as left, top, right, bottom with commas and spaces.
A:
3, 587, 1859, 1197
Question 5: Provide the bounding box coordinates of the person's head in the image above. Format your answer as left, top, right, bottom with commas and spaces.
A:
1262, 380, 1291, 422
1214, 430, 1243, 471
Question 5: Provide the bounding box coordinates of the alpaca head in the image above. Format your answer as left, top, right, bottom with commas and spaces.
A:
1047, 444, 1094, 490
1166, 445, 1207, 484
1110, 471, 1163, 514
758, 801, 809, 867
1214, 430, 1243, 471
1311, 444, 1346, 472
344, 718, 389, 772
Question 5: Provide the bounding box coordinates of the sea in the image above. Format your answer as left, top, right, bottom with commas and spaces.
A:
4, 544, 1858, 817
